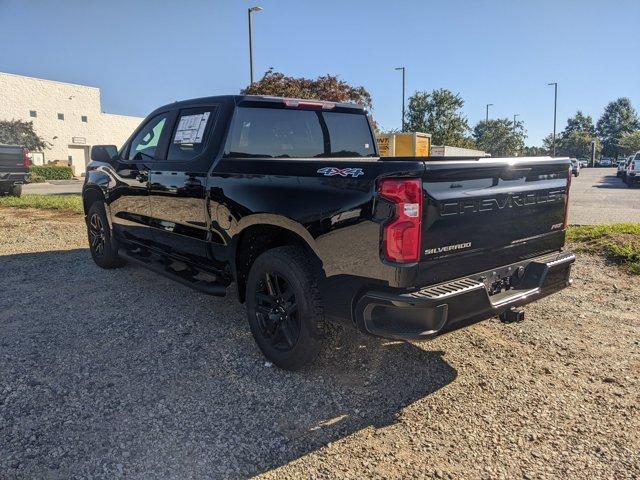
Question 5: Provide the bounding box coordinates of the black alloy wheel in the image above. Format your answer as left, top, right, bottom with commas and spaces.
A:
254, 271, 300, 351
86, 202, 124, 269
245, 246, 324, 370
88, 212, 106, 257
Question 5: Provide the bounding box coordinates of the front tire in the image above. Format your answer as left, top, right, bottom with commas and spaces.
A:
245, 246, 324, 370
86, 202, 123, 269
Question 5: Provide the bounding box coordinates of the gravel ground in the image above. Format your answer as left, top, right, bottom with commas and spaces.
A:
1, 207, 639, 479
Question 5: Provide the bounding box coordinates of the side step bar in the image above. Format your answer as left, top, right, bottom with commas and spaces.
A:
119, 249, 227, 297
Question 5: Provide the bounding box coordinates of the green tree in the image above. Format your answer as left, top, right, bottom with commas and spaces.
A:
563, 111, 596, 136
0, 120, 49, 151
542, 134, 555, 154
619, 131, 640, 156
241, 68, 373, 108
596, 97, 640, 158
473, 118, 526, 156
404, 89, 472, 147
557, 131, 602, 159
522, 145, 548, 156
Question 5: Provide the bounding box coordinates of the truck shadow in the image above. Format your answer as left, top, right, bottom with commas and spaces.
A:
0, 249, 457, 478
592, 173, 628, 189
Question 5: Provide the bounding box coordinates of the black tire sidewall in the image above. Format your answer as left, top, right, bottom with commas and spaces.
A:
87, 202, 121, 269
245, 247, 323, 370
10, 185, 22, 197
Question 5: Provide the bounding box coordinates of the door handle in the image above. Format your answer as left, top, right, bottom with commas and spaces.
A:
136, 170, 149, 183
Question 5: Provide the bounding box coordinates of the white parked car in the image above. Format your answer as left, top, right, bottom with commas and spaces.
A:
624, 152, 640, 187
599, 158, 613, 167
617, 159, 627, 177
570, 158, 580, 177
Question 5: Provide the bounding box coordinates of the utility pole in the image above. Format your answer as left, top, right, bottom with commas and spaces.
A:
548, 82, 558, 156
248, 6, 263, 84
486, 103, 493, 122
395, 67, 406, 131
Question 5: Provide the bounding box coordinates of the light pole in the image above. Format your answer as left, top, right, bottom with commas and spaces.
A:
548, 82, 558, 156
513, 113, 519, 129
485, 103, 493, 122
395, 67, 406, 131
248, 6, 263, 84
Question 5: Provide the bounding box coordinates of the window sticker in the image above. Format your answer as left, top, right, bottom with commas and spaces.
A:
173, 112, 210, 144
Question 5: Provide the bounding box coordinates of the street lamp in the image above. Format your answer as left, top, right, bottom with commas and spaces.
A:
513, 113, 519, 129
548, 82, 558, 156
248, 6, 263, 84
394, 67, 406, 131
485, 103, 493, 122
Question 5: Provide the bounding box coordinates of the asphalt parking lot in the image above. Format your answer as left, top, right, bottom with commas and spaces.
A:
0, 205, 638, 478
569, 167, 640, 224
23, 180, 82, 196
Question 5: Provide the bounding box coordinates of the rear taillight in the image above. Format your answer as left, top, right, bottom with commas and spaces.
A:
22, 148, 31, 168
378, 178, 423, 263
563, 166, 572, 229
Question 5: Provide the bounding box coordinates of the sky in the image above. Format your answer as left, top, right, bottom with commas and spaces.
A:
1, 0, 638, 145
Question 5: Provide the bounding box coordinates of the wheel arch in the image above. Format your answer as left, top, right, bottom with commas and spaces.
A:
82, 186, 106, 215
232, 217, 323, 303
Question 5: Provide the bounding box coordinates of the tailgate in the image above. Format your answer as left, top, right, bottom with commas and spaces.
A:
418, 157, 570, 285
0, 146, 27, 175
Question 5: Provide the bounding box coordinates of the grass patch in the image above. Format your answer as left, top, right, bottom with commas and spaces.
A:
567, 224, 640, 274
0, 194, 83, 214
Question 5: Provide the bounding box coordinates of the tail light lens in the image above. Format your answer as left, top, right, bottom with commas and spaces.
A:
563, 165, 572, 228
378, 178, 423, 263
22, 148, 31, 168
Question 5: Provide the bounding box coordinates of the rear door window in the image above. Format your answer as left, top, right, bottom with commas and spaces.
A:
167, 107, 218, 161
224, 107, 325, 158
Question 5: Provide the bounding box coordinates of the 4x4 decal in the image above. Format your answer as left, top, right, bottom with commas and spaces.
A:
317, 167, 364, 178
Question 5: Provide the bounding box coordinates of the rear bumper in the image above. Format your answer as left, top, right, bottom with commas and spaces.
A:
354, 251, 575, 340
0, 172, 29, 186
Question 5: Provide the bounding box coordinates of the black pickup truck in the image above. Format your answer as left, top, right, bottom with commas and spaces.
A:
0, 144, 30, 196
83, 95, 574, 369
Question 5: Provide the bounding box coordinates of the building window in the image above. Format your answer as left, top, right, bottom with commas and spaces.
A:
29, 110, 37, 118
81, 115, 88, 123
57, 113, 64, 120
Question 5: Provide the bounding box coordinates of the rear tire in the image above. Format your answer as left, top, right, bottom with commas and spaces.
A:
8, 185, 22, 197
245, 246, 325, 370
86, 202, 124, 269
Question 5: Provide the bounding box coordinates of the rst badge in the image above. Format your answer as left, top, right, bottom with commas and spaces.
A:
317, 167, 364, 178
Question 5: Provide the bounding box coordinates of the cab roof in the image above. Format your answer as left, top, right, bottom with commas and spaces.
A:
150, 95, 366, 117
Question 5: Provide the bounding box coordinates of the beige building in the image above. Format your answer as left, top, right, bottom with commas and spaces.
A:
0, 72, 143, 175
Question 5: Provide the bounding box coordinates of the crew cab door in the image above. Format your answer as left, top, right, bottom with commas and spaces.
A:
147, 106, 218, 264
110, 111, 174, 246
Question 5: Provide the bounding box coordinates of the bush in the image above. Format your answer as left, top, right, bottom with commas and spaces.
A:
29, 165, 74, 181
28, 172, 46, 183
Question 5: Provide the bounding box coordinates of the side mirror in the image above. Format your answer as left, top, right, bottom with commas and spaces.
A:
91, 145, 118, 163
